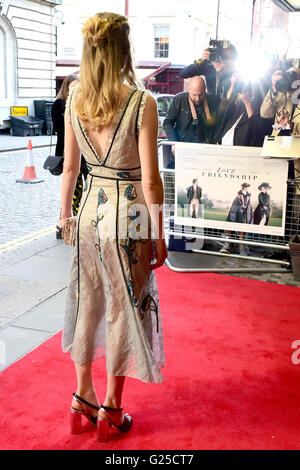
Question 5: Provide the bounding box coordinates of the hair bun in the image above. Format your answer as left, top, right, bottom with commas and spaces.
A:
82, 13, 128, 47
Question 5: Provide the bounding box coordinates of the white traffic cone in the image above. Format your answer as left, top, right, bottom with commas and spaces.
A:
16, 139, 44, 184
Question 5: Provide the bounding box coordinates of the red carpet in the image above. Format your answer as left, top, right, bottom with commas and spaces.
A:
1, 267, 300, 450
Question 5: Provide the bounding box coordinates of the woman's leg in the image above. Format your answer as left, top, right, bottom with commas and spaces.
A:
98, 374, 126, 426
71, 363, 99, 416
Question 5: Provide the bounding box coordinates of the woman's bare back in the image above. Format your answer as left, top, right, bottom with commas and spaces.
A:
83, 85, 130, 160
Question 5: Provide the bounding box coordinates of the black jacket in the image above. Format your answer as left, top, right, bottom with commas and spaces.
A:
51, 98, 65, 157
163, 92, 218, 144
179, 60, 232, 101
215, 95, 273, 146
254, 192, 271, 224
187, 185, 202, 203
226, 191, 253, 224
51, 97, 88, 177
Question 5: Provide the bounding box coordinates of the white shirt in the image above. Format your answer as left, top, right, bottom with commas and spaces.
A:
221, 114, 243, 146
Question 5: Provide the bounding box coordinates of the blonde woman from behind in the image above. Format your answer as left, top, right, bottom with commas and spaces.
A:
59, 12, 167, 442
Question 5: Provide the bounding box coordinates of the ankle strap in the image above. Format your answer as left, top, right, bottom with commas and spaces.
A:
100, 404, 123, 412
73, 393, 99, 411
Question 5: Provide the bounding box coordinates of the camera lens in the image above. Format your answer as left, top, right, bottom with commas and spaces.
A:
275, 77, 291, 94
209, 51, 218, 62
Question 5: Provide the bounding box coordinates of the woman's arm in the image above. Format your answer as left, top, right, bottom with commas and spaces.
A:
138, 94, 167, 269
59, 116, 81, 223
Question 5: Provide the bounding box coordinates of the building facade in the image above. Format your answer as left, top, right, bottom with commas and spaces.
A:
55, 0, 254, 94
0, 0, 61, 127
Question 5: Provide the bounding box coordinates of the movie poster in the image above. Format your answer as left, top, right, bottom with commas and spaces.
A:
174, 142, 289, 236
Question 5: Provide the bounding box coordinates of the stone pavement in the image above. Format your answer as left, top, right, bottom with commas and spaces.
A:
0, 147, 62, 244
0, 234, 72, 372
0, 131, 57, 153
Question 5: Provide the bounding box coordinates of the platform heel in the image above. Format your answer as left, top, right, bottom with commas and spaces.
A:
97, 416, 110, 442
69, 393, 99, 434
97, 405, 133, 442
70, 408, 83, 434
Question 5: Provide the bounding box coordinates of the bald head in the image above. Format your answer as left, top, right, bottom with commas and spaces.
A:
188, 76, 206, 105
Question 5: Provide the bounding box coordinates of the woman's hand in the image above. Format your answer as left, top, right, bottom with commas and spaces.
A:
150, 238, 168, 270
271, 70, 284, 93
239, 92, 254, 118
201, 49, 211, 61
57, 216, 69, 229
239, 92, 251, 105
276, 108, 291, 128
226, 72, 240, 100
230, 72, 240, 87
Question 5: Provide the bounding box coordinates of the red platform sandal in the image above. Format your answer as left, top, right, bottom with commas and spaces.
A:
70, 393, 100, 434
97, 404, 133, 442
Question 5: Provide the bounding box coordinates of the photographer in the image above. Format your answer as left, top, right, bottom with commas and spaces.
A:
217, 74, 273, 256
179, 41, 238, 101
260, 68, 300, 236
215, 73, 273, 146
260, 69, 300, 134
163, 76, 218, 146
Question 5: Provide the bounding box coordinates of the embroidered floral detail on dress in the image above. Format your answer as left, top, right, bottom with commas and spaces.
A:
128, 205, 143, 240
124, 184, 137, 201
117, 171, 131, 179
140, 294, 159, 333
91, 212, 105, 262
98, 188, 108, 204
86, 164, 93, 173
91, 212, 104, 228
126, 278, 138, 306
121, 236, 141, 265
120, 202, 148, 306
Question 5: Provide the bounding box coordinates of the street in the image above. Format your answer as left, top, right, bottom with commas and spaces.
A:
0, 147, 61, 244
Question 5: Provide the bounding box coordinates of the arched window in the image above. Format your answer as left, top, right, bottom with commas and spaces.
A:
0, 15, 17, 125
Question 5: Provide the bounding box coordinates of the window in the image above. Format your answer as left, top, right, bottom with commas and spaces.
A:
154, 25, 169, 58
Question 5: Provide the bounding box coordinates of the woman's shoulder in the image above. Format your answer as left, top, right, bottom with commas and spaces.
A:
132, 88, 157, 134
65, 86, 79, 119
126, 86, 154, 105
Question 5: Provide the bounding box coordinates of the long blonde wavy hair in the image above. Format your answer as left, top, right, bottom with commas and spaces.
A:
74, 12, 138, 131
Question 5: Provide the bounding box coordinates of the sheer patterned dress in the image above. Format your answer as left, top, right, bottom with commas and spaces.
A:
62, 86, 166, 383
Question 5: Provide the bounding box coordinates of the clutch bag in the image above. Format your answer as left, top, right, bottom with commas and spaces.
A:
43, 155, 64, 176
43, 122, 64, 176
62, 216, 77, 246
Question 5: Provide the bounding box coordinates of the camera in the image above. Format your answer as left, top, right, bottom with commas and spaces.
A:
207, 39, 231, 63
275, 70, 297, 93
234, 78, 251, 94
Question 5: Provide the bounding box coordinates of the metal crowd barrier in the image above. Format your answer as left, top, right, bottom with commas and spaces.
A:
158, 140, 300, 273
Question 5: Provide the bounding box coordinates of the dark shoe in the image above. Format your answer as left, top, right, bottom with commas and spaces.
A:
56, 225, 63, 239
239, 244, 251, 256
220, 242, 234, 254
263, 250, 290, 261
97, 404, 133, 442
70, 393, 100, 434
